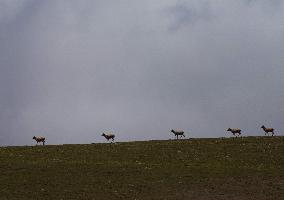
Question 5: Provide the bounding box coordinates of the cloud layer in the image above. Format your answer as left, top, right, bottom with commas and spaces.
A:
1, 0, 284, 145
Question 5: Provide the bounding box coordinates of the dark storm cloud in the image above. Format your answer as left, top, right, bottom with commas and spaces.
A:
0, 0, 284, 145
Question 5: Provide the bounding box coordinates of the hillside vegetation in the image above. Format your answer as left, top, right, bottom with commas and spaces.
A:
0, 137, 283, 200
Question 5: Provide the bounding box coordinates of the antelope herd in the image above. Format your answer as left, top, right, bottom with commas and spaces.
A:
226, 125, 277, 138
32, 125, 278, 145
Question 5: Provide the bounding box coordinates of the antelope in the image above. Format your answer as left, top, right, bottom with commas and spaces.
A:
101, 133, 115, 142
261, 125, 275, 136
171, 129, 185, 140
32, 136, 45, 145
227, 128, 241, 137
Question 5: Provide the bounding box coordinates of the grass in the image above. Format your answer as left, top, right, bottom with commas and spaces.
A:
0, 136, 284, 200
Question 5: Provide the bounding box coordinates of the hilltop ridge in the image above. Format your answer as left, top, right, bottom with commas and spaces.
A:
0, 136, 283, 199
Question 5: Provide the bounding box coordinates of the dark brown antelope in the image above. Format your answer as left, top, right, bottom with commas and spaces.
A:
227, 128, 241, 137
32, 136, 45, 145
261, 125, 275, 136
101, 133, 115, 142
171, 129, 185, 140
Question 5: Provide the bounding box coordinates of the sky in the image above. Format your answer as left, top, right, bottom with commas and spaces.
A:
0, 0, 284, 146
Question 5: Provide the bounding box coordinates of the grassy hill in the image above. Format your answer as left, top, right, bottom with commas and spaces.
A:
0, 137, 283, 200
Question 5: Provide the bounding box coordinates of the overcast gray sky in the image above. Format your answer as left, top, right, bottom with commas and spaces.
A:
0, 0, 283, 146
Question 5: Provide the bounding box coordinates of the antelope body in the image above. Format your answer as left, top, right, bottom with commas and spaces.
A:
101, 133, 115, 142
227, 128, 241, 137
261, 125, 274, 136
171, 129, 185, 140
32, 136, 45, 145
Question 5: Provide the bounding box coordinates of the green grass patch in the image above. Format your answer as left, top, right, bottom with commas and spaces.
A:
0, 137, 283, 199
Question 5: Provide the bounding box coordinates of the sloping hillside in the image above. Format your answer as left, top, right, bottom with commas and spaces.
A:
0, 137, 283, 200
